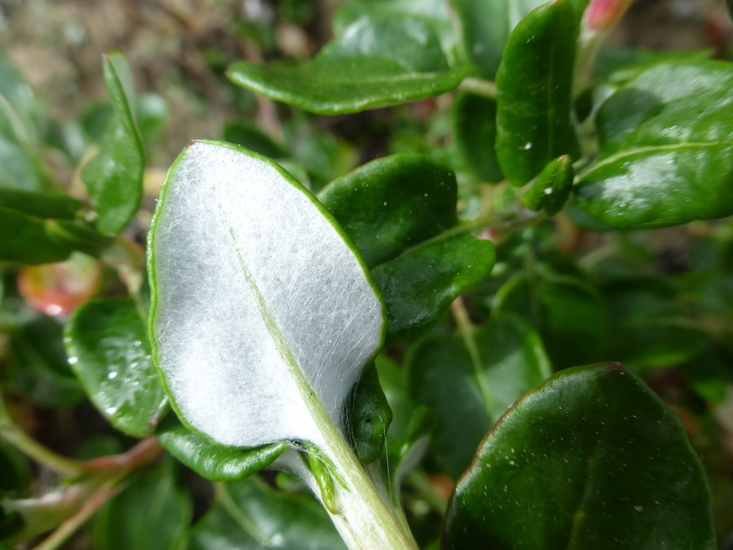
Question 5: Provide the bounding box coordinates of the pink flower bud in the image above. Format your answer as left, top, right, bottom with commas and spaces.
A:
584, 0, 633, 31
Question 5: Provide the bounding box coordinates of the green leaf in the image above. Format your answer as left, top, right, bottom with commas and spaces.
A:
319, 154, 495, 343
333, 0, 455, 59
82, 50, 145, 235
0, 53, 35, 116
452, 93, 503, 183
0, 54, 47, 192
0, 188, 80, 220
44, 219, 112, 257
407, 314, 551, 478
135, 93, 169, 144
222, 120, 288, 159
0, 207, 73, 265
187, 477, 346, 550
452, 0, 547, 79
148, 139, 384, 449
493, 274, 607, 370
344, 362, 392, 465
593, 47, 714, 85
442, 363, 715, 549
576, 61, 733, 229
94, 461, 192, 550
599, 276, 704, 368
227, 14, 467, 115
495, 0, 580, 186
157, 413, 287, 481
519, 155, 574, 215
65, 298, 168, 437
6, 313, 84, 407
374, 234, 495, 344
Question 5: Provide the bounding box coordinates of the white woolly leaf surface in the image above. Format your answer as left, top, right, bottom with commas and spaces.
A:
148, 140, 385, 448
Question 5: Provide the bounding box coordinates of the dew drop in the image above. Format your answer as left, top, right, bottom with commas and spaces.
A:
108, 372, 118, 380
68, 357, 78, 365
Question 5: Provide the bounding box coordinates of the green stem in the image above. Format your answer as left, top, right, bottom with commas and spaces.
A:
29, 479, 124, 550
405, 469, 447, 516
451, 297, 495, 417
307, 402, 418, 550
215, 482, 270, 546
0, 395, 86, 477
458, 77, 498, 100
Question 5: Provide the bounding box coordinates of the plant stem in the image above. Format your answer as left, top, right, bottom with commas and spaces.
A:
0, 424, 86, 477
30, 479, 124, 550
451, 297, 495, 417
0, 394, 86, 477
313, 414, 418, 550
405, 469, 448, 515
458, 77, 498, 99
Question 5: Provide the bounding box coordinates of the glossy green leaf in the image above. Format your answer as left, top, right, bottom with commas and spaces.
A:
576, 61, 733, 229
227, 14, 467, 115
65, 299, 168, 437
495, 0, 579, 186
0, 189, 80, 220
157, 414, 286, 481
452, 93, 503, 183
520, 155, 574, 215
319, 154, 496, 343
407, 314, 551, 478
344, 362, 392, 465
593, 47, 714, 85
0, 207, 72, 265
148, 139, 384, 449
442, 363, 715, 549
187, 476, 346, 550
493, 274, 607, 369
453, 0, 547, 79
333, 0, 455, 58
82, 50, 144, 235
374, 234, 495, 344
319, 154, 457, 266
94, 460, 192, 550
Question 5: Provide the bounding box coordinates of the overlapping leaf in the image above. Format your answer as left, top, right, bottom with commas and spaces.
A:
407, 314, 551, 478
228, 14, 467, 115
187, 477, 346, 550
442, 363, 715, 549
82, 50, 145, 235
576, 61, 733, 229
319, 154, 495, 343
65, 298, 168, 437
495, 0, 580, 186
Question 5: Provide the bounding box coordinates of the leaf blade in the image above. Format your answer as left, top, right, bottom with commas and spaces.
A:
147, 140, 384, 448
442, 363, 715, 550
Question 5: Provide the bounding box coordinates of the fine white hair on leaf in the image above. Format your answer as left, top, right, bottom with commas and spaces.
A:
148, 140, 385, 448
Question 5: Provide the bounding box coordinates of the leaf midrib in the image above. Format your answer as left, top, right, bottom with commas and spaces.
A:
578, 141, 733, 179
